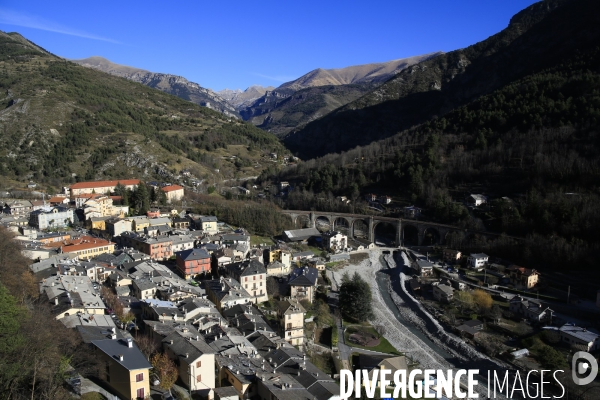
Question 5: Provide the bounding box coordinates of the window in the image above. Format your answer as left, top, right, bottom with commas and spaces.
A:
136, 388, 144, 399
197, 374, 202, 382
135, 373, 143, 382
253, 276, 256, 280
196, 361, 201, 368
245, 277, 248, 282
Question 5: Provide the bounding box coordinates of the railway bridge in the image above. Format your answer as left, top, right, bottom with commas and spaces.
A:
280, 210, 501, 246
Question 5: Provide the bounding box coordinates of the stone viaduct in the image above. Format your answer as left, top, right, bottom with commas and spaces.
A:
280, 210, 502, 246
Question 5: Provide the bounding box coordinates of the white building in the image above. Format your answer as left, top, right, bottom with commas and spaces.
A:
321, 231, 347, 252
29, 206, 75, 230
161, 185, 185, 203
467, 253, 488, 270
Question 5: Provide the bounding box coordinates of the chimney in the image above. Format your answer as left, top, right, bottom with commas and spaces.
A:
127, 338, 133, 348
118, 354, 124, 361
54, 298, 59, 305
170, 340, 174, 345
111, 333, 117, 340
185, 353, 189, 358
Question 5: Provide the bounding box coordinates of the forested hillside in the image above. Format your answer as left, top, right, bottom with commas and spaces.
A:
0, 228, 95, 399
284, 0, 599, 158
267, 26, 600, 271
0, 31, 287, 188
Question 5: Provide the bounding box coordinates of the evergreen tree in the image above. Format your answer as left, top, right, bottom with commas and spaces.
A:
157, 187, 167, 206
339, 272, 373, 322
134, 182, 150, 215
149, 186, 157, 204
114, 182, 126, 198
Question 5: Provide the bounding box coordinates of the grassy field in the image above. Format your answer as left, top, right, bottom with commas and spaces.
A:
250, 235, 274, 246
307, 245, 323, 255
345, 325, 401, 355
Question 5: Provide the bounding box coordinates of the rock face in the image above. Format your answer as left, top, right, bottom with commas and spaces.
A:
217, 85, 274, 110
72, 56, 240, 118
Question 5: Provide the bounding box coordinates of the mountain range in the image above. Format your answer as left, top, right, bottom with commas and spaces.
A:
72, 56, 240, 118
237, 53, 442, 136
217, 86, 274, 109
278, 53, 443, 91
71, 51, 443, 138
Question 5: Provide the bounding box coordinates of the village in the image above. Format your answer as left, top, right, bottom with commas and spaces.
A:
1, 179, 600, 400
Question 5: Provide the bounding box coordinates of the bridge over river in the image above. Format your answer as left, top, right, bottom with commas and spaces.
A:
280, 210, 510, 246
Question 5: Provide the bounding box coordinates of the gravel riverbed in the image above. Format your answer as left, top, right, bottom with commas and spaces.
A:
332, 249, 509, 399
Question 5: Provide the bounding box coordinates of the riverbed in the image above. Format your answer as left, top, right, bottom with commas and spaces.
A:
332, 249, 513, 399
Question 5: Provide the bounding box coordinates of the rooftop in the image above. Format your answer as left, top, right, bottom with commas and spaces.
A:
558, 324, 599, 343
92, 338, 152, 371
70, 179, 140, 189
162, 184, 184, 192
289, 267, 318, 287
177, 248, 211, 261
284, 228, 321, 242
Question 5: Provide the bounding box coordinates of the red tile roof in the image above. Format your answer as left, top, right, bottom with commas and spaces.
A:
58, 236, 114, 253
70, 179, 140, 189
161, 185, 184, 192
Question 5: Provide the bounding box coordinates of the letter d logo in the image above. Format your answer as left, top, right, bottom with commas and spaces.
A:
572, 351, 598, 386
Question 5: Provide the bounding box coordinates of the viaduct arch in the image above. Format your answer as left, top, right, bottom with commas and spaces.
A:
280, 210, 506, 246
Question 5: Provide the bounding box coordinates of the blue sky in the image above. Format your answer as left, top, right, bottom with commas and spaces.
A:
0, 1, 539, 91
